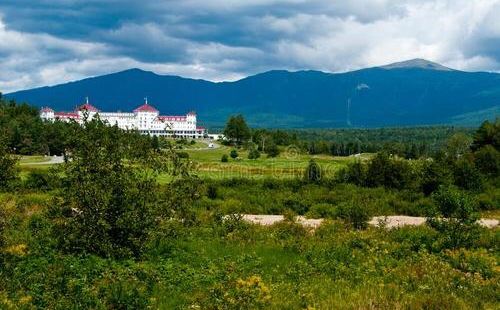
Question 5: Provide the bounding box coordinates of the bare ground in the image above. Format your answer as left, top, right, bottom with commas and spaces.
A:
238, 214, 499, 229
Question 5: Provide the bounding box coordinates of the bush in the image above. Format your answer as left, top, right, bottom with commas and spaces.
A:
337, 202, 369, 230
474, 145, 500, 176
304, 159, 322, 183
283, 198, 309, 215
176, 151, 190, 159
307, 203, 337, 218
338, 160, 366, 186
248, 148, 261, 160
428, 187, 481, 249
365, 153, 413, 189
230, 149, 239, 159
221, 154, 229, 162
266, 143, 280, 158
0, 143, 18, 190
24, 170, 60, 190
206, 184, 218, 199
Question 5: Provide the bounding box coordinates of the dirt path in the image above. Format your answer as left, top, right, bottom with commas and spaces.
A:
238, 214, 499, 229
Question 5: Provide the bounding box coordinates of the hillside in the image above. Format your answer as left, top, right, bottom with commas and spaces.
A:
6, 59, 500, 128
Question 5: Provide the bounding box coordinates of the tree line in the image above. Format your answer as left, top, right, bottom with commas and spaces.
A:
222, 114, 476, 158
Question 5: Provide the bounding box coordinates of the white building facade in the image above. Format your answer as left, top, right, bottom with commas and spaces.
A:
40, 99, 206, 138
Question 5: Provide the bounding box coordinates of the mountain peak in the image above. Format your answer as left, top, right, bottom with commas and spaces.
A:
379, 58, 454, 71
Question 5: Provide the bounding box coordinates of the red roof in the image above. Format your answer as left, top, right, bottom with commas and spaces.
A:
78, 103, 99, 112
55, 112, 79, 118
187, 111, 197, 116
134, 103, 158, 113
196, 126, 205, 130
41, 107, 54, 113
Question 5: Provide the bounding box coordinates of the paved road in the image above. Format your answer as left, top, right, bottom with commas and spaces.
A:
188, 140, 221, 150
20, 156, 64, 165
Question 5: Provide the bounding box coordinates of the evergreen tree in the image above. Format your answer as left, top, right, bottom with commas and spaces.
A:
304, 159, 322, 183
223, 115, 251, 145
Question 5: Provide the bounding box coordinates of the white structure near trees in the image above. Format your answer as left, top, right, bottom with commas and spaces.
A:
40, 98, 206, 138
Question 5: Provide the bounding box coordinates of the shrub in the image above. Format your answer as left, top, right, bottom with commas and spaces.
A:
421, 159, 452, 195
453, 158, 483, 191
0, 205, 5, 250
337, 202, 369, 230
0, 143, 18, 190
24, 170, 60, 191
283, 198, 309, 215
474, 145, 500, 176
230, 149, 239, 159
428, 187, 481, 249
176, 151, 190, 159
206, 184, 218, 199
304, 159, 322, 183
221, 154, 229, 162
365, 152, 413, 189
266, 143, 280, 158
338, 160, 366, 186
248, 148, 261, 160
307, 203, 337, 218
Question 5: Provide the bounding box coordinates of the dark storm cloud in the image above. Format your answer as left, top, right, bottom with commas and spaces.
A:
1, 0, 500, 92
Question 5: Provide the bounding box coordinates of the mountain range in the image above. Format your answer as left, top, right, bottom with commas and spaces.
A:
5, 59, 500, 128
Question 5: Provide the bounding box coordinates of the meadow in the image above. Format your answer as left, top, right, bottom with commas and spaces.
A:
1, 110, 499, 309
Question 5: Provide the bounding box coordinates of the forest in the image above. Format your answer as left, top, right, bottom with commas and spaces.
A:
0, 97, 499, 309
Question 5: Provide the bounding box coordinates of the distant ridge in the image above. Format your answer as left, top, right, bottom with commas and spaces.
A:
6, 59, 500, 128
379, 58, 454, 71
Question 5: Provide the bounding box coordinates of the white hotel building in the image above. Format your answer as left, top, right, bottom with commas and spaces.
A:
40, 99, 206, 138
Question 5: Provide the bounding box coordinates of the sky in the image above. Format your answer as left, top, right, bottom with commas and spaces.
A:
1, 0, 500, 93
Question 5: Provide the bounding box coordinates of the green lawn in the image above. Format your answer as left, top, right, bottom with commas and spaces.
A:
18, 156, 51, 164
184, 146, 368, 180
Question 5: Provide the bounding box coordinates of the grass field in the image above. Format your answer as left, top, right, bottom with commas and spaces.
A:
17, 146, 368, 183
184, 145, 368, 180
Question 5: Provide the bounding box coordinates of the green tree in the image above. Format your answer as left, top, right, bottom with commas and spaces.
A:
248, 147, 261, 160
304, 159, 322, 183
474, 145, 500, 176
223, 115, 251, 145
365, 153, 412, 189
421, 159, 453, 195
0, 140, 18, 190
339, 160, 366, 186
428, 187, 481, 249
453, 158, 483, 191
471, 119, 500, 151
53, 119, 159, 258
446, 133, 472, 159
266, 143, 280, 158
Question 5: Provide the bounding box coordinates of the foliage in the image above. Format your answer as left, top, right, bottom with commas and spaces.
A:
0, 141, 18, 190
221, 154, 229, 162
474, 145, 500, 176
224, 114, 251, 145
51, 119, 160, 258
471, 118, 500, 151
427, 187, 481, 249
304, 159, 322, 183
265, 142, 280, 158
230, 149, 239, 159
420, 158, 452, 195
247, 145, 261, 160
365, 153, 413, 189
336, 202, 369, 229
